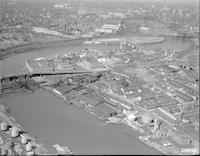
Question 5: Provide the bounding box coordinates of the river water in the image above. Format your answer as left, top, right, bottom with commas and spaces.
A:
0, 37, 192, 154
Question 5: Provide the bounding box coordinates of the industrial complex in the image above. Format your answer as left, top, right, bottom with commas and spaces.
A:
0, 0, 199, 155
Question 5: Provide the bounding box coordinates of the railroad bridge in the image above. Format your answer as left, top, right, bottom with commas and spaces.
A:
0, 70, 110, 93
0, 71, 94, 83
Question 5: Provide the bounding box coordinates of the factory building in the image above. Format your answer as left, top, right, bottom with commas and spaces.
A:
95, 28, 113, 34
179, 123, 200, 142
167, 128, 192, 145
153, 108, 177, 126
102, 24, 121, 31
141, 113, 154, 124
93, 102, 118, 118
95, 23, 121, 34
76, 58, 106, 70
70, 91, 100, 108
139, 26, 150, 33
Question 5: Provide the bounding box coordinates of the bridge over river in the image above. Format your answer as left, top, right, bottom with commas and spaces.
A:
0, 69, 109, 95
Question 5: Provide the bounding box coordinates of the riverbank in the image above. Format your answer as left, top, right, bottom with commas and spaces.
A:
1, 31, 192, 61
0, 37, 86, 61
0, 104, 48, 155
0, 89, 161, 155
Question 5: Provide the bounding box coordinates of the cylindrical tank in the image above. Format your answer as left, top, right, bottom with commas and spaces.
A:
142, 113, 153, 124
136, 96, 141, 101
14, 144, 22, 155
11, 127, 20, 138
127, 114, 137, 122
21, 135, 29, 144
1, 147, 7, 155
0, 122, 9, 131
25, 142, 33, 152
26, 151, 34, 156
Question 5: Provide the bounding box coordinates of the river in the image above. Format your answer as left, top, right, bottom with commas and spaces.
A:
0, 37, 193, 154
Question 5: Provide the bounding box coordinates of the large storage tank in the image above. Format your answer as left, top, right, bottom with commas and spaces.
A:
0, 122, 9, 131
26, 142, 33, 152
142, 113, 153, 124
26, 151, 34, 156
11, 127, 20, 138
21, 134, 29, 144
127, 114, 137, 122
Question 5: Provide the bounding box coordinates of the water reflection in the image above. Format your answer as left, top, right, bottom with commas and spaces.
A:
1, 89, 160, 154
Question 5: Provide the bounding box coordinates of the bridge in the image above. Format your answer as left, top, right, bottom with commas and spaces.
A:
0, 69, 110, 94
0, 69, 110, 83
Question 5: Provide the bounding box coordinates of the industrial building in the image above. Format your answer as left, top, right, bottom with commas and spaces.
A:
95, 23, 121, 34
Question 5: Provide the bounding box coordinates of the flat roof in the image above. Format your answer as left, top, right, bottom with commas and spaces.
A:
72, 92, 100, 106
